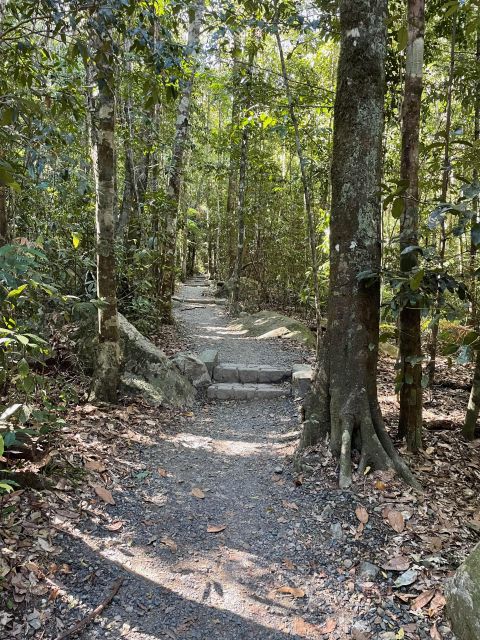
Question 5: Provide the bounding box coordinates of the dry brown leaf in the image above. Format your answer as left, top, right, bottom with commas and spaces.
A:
191, 487, 205, 499
382, 556, 410, 572
158, 468, 168, 477
318, 617, 337, 634
411, 589, 435, 611
160, 537, 178, 552
92, 484, 115, 505
283, 558, 295, 570
207, 524, 226, 533
292, 617, 319, 637
428, 591, 446, 616
282, 500, 299, 511
375, 480, 386, 491
387, 509, 405, 533
355, 505, 369, 524
104, 521, 124, 532
274, 585, 305, 598
85, 458, 107, 472
430, 622, 442, 640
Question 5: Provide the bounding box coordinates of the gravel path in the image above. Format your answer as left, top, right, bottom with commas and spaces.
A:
45, 281, 453, 640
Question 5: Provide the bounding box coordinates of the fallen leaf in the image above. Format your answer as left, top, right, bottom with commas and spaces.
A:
282, 500, 299, 511
382, 556, 410, 572
428, 591, 446, 616
158, 468, 168, 477
292, 617, 319, 636
104, 521, 124, 532
375, 480, 386, 491
92, 484, 115, 505
411, 589, 435, 611
207, 524, 226, 533
394, 569, 418, 588
318, 617, 337, 634
160, 537, 177, 552
355, 506, 369, 524
85, 458, 107, 472
191, 487, 205, 499
430, 622, 442, 640
283, 558, 295, 570
387, 510, 405, 533
273, 585, 305, 598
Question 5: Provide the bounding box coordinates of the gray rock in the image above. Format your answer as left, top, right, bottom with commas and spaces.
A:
292, 364, 313, 398
357, 561, 380, 582
351, 621, 371, 640
172, 352, 211, 388
446, 542, 480, 640
330, 522, 344, 541
198, 349, 219, 376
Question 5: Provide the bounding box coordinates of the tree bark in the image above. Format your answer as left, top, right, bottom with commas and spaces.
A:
464, 16, 480, 441
300, 0, 418, 489
0, 186, 8, 246
90, 15, 120, 403
158, 0, 204, 324
274, 16, 321, 356
397, 0, 425, 451
428, 18, 456, 385
231, 45, 255, 314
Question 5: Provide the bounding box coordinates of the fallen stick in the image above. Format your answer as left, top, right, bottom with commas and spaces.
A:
55, 577, 123, 640
180, 305, 207, 311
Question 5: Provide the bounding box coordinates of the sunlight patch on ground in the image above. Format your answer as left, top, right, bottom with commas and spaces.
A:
66, 530, 308, 638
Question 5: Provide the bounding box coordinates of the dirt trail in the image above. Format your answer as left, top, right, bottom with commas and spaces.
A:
43, 280, 454, 640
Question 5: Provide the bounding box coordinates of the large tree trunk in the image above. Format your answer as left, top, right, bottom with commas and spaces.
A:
158, 0, 204, 324
397, 0, 425, 451
301, 0, 418, 489
231, 45, 255, 314
428, 18, 456, 385
90, 17, 120, 403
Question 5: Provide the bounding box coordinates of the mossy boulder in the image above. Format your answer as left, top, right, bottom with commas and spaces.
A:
446, 543, 480, 640
74, 307, 195, 407
228, 310, 315, 349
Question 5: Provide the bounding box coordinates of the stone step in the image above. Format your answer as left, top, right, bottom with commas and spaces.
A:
207, 383, 291, 401
213, 363, 291, 384
173, 296, 227, 305
292, 364, 314, 398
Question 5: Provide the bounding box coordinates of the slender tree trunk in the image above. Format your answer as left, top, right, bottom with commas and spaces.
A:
464, 18, 480, 441
158, 0, 204, 324
397, 0, 425, 451
428, 18, 456, 385
90, 20, 120, 403
225, 36, 242, 276
231, 46, 255, 313
274, 17, 321, 356
0, 187, 8, 246
301, 0, 418, 490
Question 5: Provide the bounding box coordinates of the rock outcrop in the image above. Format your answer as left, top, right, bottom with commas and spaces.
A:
446, 543, 480, 640
228, 310, 315, 349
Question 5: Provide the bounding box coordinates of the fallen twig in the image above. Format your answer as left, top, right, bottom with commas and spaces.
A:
180, 305, 207, 311
55, 577, 123, 640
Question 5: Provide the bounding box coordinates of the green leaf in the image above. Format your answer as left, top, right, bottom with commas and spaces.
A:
409, 269, 424, 291
0, 435, 4, 458
391, 197, 404, 219
7, 284, 27, 299
72, 232, 82, 249
397, 26, 408, 52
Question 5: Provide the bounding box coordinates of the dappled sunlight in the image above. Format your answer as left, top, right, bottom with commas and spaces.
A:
159, 430, 278, 457
61, 528, 308, 638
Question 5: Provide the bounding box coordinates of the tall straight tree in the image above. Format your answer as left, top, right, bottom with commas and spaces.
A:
231, 42, 255, 314
158, 0, 204, 324
398, 0, 425, 451
89, 6, 120, 402
301, 0, 417, 489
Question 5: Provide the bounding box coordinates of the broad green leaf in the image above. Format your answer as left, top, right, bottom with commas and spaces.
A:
397, 26, 408, 52
72, 232, 82, 249
392, 197, 404, 219
7, 284, 27, 299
